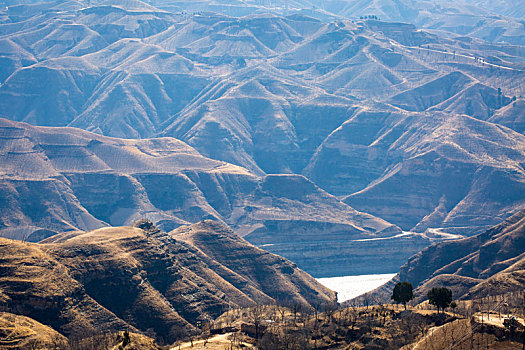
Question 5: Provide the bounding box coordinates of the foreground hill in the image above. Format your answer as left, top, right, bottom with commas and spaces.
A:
367, 209, 525, 303
0, 220, 335, 344
0, 312, 67, 349
210, 303, 524, 350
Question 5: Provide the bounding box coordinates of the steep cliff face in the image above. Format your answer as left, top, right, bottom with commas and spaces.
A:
0, 221, 335, 343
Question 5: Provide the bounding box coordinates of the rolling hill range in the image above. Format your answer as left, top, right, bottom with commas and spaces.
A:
0, 220, 336, 344
143, 0, 525, 45
311, 0, 525, 44
108, 0, 525, 44
1, 118, 435, 276
0, 1, 523, 239
0, 0, 524, 278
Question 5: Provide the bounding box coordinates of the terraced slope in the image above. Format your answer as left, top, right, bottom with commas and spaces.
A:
0, 0, 524, 274
309, 109, 525, 233
1, 118, 413, 276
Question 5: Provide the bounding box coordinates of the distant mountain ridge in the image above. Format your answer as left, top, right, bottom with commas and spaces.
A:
146, 0, 525, 44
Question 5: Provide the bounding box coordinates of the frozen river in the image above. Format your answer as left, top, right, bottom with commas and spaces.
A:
317, 274, 396, 302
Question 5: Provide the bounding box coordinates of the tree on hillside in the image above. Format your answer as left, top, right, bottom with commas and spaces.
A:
391, 282, 414, 310
427, 287, 453, 313
248, 305, 265, 339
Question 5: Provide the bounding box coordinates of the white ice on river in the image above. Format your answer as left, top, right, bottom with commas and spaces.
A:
317, 274, 396, 302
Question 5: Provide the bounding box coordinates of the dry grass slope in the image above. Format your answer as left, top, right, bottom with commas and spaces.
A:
0, 221, 336, 345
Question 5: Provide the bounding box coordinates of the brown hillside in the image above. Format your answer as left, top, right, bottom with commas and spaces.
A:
0, 312, 67, 349
366, 209, 525, 304
173, 220, 335, 307
0, 221, 335, 344
0, 237, 132, 337
405, 209, 525, 300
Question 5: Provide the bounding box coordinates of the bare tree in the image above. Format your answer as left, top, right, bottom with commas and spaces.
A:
248, 305, 265, 339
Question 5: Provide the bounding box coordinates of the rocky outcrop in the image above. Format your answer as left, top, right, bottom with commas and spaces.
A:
401, 209, 525, 291
0, 237, 134, 337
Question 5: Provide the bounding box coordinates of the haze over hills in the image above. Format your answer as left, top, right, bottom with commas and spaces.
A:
0, 220, 336, 343
0, 0, 523, 243
116, 0, 525, 44
313, 0, 525, 44
0, 0, 524, 346
176, 0, 524, 45
312, 108, 525, 233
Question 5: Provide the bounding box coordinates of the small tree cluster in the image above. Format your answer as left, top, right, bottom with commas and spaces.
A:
360, 15, 379, 20
428, 287, 453, 313
391, 282, 414, 310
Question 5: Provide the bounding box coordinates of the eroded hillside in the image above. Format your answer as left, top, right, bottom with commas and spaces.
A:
364, 209, 525, 304
0, 0, 524, 282
0, 118, 420, 276
0, 220, 335, 344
